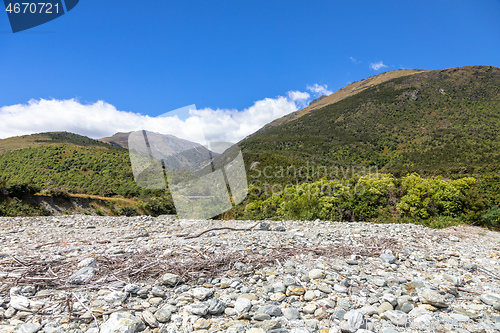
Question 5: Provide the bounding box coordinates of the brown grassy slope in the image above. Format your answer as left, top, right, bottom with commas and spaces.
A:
0, 133, 53, 154
258, 69, 428, 132
0, 132, 118, 155
99, 132, 131, 149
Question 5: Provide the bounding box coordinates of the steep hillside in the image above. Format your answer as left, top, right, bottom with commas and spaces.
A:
258, 69, 427, 132
241, 65, 500, 180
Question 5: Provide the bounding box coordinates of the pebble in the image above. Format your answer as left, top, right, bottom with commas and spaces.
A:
100, 311, 145, 333
234, 297, 252, 314
284, 307, 300, 320
420, 289, 449, 308
381, 310, 408, 326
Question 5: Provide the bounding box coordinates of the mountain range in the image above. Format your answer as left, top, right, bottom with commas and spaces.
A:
1, 65, 499, 220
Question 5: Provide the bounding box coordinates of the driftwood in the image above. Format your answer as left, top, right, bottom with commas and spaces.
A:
0, 235, 399, 292
179, 221, 261, 239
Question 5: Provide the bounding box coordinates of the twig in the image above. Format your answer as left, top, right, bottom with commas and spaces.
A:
369, 259, 384, 270
11, 256, 29, 267
457, 287, 481, 295
72, 292, 100, 330
478, 266, 500, 281
181, 221, 261, 239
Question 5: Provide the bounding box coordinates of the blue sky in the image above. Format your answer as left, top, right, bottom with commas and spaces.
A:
0, 0, 499, 142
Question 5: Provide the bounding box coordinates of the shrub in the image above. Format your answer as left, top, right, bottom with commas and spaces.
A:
140, 196, 175, 217
396, 173, 476, 218
118, 206, 139, 217
482, 206, 500, 229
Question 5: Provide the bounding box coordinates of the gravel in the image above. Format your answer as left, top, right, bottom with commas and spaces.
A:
0, 216, 499, 332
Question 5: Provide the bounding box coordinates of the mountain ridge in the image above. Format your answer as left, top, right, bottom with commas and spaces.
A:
241, 65, 500, 179
256, 68, 428, 134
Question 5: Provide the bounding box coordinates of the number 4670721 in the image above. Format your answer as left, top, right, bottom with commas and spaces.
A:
5, 2, 59, 14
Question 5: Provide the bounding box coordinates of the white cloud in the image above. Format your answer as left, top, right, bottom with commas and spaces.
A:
349, 56, 360, 64
0, 88, 315, 144
306, 84, 333, 97
370, 61, 388, 71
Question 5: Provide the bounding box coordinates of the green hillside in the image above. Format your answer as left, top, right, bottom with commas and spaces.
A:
233, 66, 500, 229
0, 133, 175, 217
241, 66, 500, 179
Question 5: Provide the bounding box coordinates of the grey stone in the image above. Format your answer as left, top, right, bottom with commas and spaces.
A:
343, 310, 364, 333
360, 305, 377, 316
258, 304, 282, 316
207, 297, 225, 314
259, 222, 271, 230
4, 307, 17, 318
77, 257, 97, 268
160, 273, 181, 287
480, 293, 500, 306
187, 303, 209, 316
234, 262, 252, 272
463, 262, 478, 271
68, 266, 95, 284
273, 283, 286, 293
380, 253, 397, 264
334, 284, 348, 293
154, 308, 171, 323
257, 320, 281, 331
373, 278, 386, 287
124, 284, 140, 294
336, 298, 351, 310
381, 294, 398, 307
377, 302, 393, 314
14, 323, 42, 333
284, 307, 300, 320
413, 314, 433, 326
100, 312, 145, 333
399, 302, 414, 313
450, 313, 470, 322
283, 276, 296, 286
234, 297, 252, 314
380, 328, 399, 333
420, 289, 449, 308
493, 302, 500, 311
191, 287, 213, 300
254, 313, 271, 321
308, 269, 325, 279
346, 259, 358, 265
304, 290, 316, 301
142, 310, 159, 328
381, 310, 408, 326
104, 291, 127, 303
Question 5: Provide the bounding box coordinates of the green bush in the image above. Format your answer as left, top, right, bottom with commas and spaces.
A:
0, 197, 50, 217
45, 188, 71, 199
118, 206, 139, 217
140, 196, 175, 217
396, 173, 476, 218
482, 206, 500, 229
244, 174, 395, 222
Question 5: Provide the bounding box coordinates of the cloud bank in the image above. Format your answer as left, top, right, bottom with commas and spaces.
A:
0, 85, 331, 144
370, 61, 388, 71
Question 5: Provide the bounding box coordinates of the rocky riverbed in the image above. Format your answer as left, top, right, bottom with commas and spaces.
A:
0, 216, 499, 333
